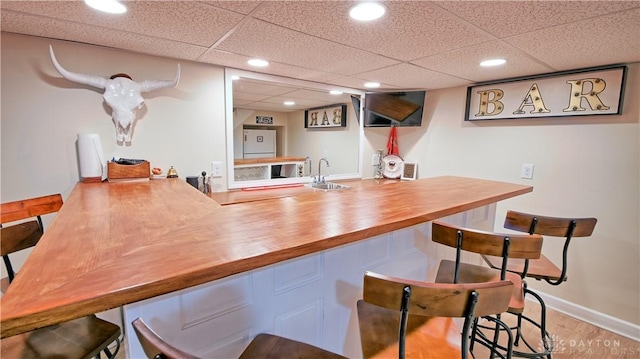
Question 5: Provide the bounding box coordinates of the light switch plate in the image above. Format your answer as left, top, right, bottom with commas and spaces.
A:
371, 154, 379, 166
211, 161, 222, 177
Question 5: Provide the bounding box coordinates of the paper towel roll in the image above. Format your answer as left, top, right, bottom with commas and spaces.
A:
77, 133, 107, 181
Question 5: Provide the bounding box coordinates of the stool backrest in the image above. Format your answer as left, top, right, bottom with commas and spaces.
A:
504, 210, 597, 284
132, 318, 199, 359
432, 221, 543, 259
1, 194, 63, 283
361, 271, 513, 359
363, 271, 513, 317
504, 210, 597, 238
1, 194, 63, 225
432, 221, 542, 282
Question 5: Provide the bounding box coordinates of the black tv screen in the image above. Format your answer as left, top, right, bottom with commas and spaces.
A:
351, 95, 361, 121
364, 91, 425, 127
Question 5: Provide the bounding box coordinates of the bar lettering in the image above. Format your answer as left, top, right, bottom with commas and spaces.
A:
309, 112, 318, 126
475, 89, 505, 116
333, 108, 342, 124
563, 78, 610, 112
513, 83, 550, 114
321, 110, 330, 125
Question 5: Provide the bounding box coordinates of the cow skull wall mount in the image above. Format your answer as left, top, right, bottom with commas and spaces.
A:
49, 45, 180, 144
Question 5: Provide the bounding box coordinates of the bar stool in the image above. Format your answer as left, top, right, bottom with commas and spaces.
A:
0, 194, 121, 359
430, 221, 551, 358
482, 211, 597, 355
132, 318, 347, 359
482, 210, 597, 285
356, 271, 514, 359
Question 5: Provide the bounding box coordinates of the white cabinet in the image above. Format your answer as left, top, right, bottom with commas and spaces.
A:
122, 205, 495, 358
234, 164, 269, 181
234, 159, 305, 183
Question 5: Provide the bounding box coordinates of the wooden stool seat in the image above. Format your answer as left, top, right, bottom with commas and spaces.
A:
239, 333, 347, 359
132, 318, 347, 359
482, 255, 564, 282
0, 315, 121, 359
436, 260, 526, 314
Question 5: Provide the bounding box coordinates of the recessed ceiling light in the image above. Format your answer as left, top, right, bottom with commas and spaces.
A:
364, 82, 380, 88
247, 59, 269, 67
330, 90, 343, 95
480, 59, 506, 67
84, 0, 127, 14
231, 75, 240, 80
284, 101, 295, 106
349, 2, 386, 21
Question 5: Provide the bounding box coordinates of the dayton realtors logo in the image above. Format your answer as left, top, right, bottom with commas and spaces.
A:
539, 335, 639, 357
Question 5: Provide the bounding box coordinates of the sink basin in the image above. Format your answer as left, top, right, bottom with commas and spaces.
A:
310, 182, 350, 191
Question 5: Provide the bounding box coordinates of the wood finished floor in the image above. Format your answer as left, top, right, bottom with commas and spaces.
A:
115, 304, 638, 358
472, 304, 639, 359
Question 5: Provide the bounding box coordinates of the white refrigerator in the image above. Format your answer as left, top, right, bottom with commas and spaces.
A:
243, 129, 276, 158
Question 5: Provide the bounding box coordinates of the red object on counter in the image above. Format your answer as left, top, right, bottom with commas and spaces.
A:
386, 126, 399, 156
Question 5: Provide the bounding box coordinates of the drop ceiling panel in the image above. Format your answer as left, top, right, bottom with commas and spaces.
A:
216, 18, 401, 76
1, 11, 208, 61
435, 1, 640, 38
198, 48, 344, 83
1, 1, 246, 47
505, 8, 640, 71
236, 101, 303, 113
412, 40, 555, 82
326, 76, 402, 91
356, 63, 473, 90
234, 90, 350, 112
261, 96, 332, 108
285, 89, 353, 104
252, 1, 497, 61
200, 1, 262, 15
233, 92, 274, 103
233, 80, 300, 96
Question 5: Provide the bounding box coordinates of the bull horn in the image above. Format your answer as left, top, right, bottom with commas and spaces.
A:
49, 45, 107, 89
139, 64, 181, 92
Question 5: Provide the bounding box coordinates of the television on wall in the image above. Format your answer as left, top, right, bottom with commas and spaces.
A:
363, 91, 426, 127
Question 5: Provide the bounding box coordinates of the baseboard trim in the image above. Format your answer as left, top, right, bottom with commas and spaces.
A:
530, 290, 640, 342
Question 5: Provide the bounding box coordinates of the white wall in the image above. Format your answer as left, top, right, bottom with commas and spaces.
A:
363, 63, 640, 327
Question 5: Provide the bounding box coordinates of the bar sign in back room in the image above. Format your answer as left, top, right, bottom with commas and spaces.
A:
256, 116, 273, 124
465, 65, 627, 121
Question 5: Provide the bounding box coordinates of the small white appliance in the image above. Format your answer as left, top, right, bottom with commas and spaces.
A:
243, 129, 276, 158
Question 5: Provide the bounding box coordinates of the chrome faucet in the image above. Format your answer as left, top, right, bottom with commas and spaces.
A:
316, 157, 330, 183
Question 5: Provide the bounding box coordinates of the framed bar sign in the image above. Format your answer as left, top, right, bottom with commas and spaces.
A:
305, 104, 347, 128
256, 116, 273, 124
465, 65, 627, 121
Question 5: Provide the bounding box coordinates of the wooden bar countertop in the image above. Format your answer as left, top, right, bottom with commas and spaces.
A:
0, 176, 532, 338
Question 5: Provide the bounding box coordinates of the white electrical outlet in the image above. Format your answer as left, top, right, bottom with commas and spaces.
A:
521, 163, 534, 179
211, 161, 222, 178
